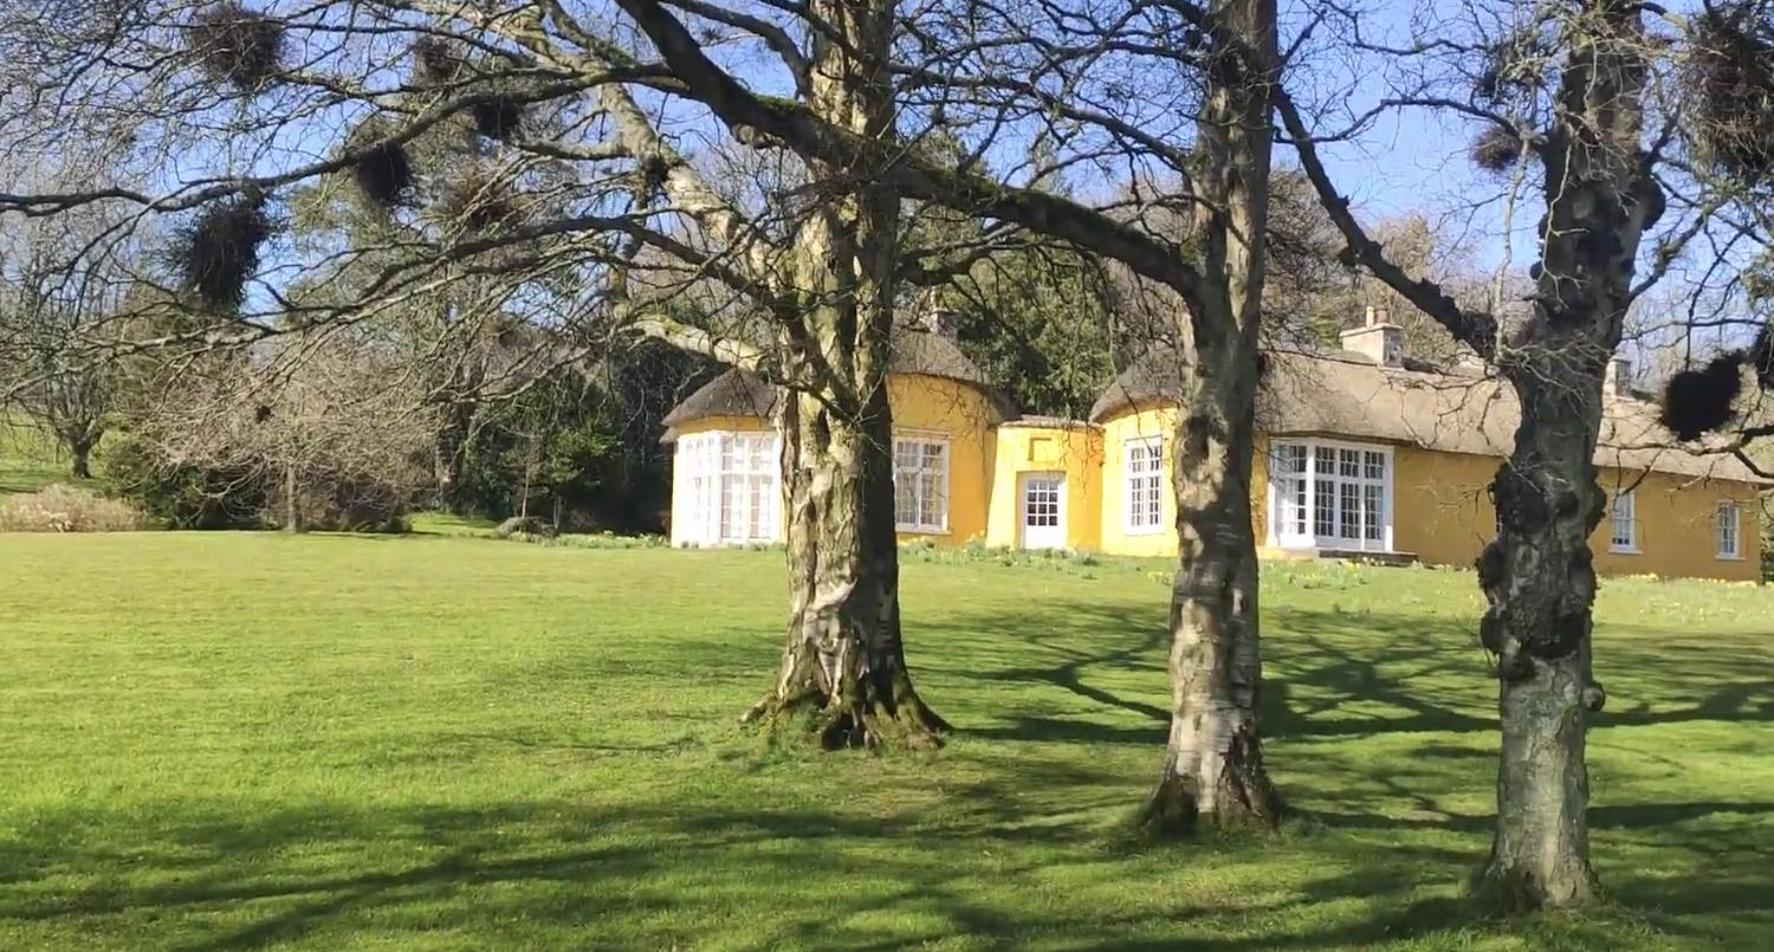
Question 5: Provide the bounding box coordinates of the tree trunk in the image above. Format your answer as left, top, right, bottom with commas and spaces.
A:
283, 459, 303, 534
69, 440, 93, 480
745, 386, 946, 748
737, 0, 944, 749
1476, 360, 1610, 910
1142, 367, 1281, 832
1142, 0, 1281, 834
1471, 0, 1654, 907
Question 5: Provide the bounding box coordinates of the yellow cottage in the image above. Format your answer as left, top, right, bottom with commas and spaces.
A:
662, 313, 1766, 582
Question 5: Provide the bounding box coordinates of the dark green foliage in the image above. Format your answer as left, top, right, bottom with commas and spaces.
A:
1660, 353, 1744, 440
168, 196, 274, 311
105, 436, 411, 532
941, 244, 1117, 418
187, 2, 285, 91
449, 346, 701, 531
1687, 6, 1774, 182
352, 142, 413, 207
270, 476, 410, 533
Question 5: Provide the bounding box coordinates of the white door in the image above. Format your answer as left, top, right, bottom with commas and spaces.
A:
1020, 472, 1066, 549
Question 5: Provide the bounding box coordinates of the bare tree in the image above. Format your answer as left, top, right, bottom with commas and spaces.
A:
121, 329, 436, 531
0, 0, 956, 746
1276, 0, 1774, 908
0, 195, 143, 478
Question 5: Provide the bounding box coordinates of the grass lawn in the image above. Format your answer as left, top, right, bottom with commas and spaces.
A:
0, 421, 94, 499
0, 423, 74, 496
1, 533, 1770, 950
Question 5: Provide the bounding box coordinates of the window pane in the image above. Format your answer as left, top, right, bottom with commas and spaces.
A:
1363, 484, 1384, 542
1719, 503, 1739, 556
1611, 492, 1634, 548
1365, 451, 1385, 480
1314, 478, 1335, 537
1339, 481, 1360, 540
1339, 448, 1360, 477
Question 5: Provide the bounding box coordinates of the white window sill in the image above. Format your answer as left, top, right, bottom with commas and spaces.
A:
1717, 553, 1744, 561
897, 525, 948, 535
1609, 546, 1640, 555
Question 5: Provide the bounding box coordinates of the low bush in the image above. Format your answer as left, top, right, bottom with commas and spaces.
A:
0, 484, 147, 532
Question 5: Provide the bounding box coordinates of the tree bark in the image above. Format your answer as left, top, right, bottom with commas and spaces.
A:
69, 440, 93, 480
746, 385, 947, 748
1143, 375, 1281, 832
1141, 0, 1282, 834
1470, 0, 1653, 909
738, 0, 944, 749
1477, 370, 1608, 909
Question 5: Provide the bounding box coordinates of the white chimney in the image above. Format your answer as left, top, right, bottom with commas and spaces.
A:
1340, 305, 1404, 367
1605, 355, 1633, 398
922, 291, 959, 337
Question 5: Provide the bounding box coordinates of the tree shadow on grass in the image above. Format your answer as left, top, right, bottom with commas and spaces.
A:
0, 797, 1502, 950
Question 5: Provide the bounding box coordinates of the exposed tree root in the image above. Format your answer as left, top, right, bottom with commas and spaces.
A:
742, 688, 946, 751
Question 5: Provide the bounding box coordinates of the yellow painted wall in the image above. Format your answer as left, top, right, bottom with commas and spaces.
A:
1589, 468, 1760, 581
1098, 403, 1180, 558
1394, 447, 1761, 581
1092, 404, 1762, 581
667, 415, 778, 547
1392, 445, 1499, 566
985, 424, 1105, 549
887, 374, 1000, 546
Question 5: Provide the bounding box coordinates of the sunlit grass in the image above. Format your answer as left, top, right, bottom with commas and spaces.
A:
1, 533, 1768, 949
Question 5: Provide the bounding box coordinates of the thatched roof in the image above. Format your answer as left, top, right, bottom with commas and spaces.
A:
660, 326, 1014, 437
1091, 348, 1771, 485
661, 368, 780, 433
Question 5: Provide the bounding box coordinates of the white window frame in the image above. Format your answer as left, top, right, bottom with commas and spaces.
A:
1019, 471, 1067, 549
676, 431, 780, 545
1124, 436, 1165, 535
1610, 490, 1638, 553
893, 434, 950, 533
1717, 500, 1742, 560
1265, 438, 1394, 553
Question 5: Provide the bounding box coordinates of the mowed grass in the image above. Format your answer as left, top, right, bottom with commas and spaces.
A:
1, 533, 1771, 950
0, 421, 94, 499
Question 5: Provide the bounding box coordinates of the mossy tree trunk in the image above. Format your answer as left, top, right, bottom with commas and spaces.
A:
742, 0, 944, 748
1142, 0, 1282, 834
752, 383, 946, 748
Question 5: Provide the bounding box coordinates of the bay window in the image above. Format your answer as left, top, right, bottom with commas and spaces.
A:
1268, 439, 1392, 552
675, 432, 779, 545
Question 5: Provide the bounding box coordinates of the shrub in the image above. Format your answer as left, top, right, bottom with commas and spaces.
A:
0, 484, 147, 532
494, 515, 557, 539
106, 437, 413, 532
105, 435, 268, 529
